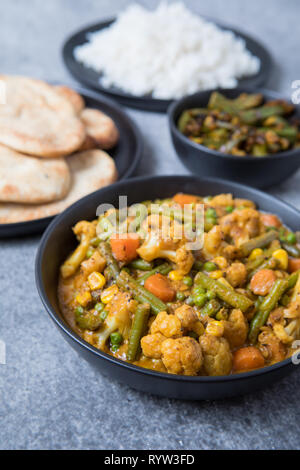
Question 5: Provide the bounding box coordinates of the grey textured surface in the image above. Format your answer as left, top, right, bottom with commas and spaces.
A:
0, 0, 300, 450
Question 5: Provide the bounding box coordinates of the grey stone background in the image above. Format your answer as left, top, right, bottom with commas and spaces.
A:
0, 0, 300, 450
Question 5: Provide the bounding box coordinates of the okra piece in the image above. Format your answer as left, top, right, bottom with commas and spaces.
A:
234, 93, 264, 110
208, 92, 239, 114
239, 105, 286, 125
138, 263, 172, 285
195, 272, 253, 313
127, 304, 150, 362
240, 231, 278, 257
248, 279, 289, 344
99, 242, 120, 279
117, 270, 167, 315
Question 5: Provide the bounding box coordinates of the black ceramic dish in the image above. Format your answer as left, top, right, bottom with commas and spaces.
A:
169, 87, 300, 189
0, 86, 143, 239
36, 175, 300, 401
62, 18, 272, 112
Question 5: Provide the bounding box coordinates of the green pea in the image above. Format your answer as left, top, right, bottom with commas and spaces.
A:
193, 261, 203, 271
86, 249, 94, 259
91, 237, 101, 247
100, 310, 108, 321
205, 218, 217, 229
110, 332, 123, 346
193, 293, 207, 308
183, 276, 193, 287
176, 292, 186, 301
111, 345, 119, 353
286, 233, 297, 245
203, 262, 217, 272
206, 208, 217, 219
185, 296, 195, 306
225, 206, 234, 214
95, 302, 105, 312
75, 306, 84, 317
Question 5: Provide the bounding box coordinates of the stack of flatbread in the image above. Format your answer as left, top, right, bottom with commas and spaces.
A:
0, 76, 119, 224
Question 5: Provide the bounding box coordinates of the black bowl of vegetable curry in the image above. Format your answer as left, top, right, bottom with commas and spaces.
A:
36, 176, 300, 400
168, 88, 300, 189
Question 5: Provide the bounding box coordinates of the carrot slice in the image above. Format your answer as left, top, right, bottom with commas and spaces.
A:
144, 273, 175, 302
261, 213, 282, 228
173, 193, 198, 207
110, 233, 140, 263
288, 258, 300, 273
250, 269, 277, 296
233, 347, 265, 372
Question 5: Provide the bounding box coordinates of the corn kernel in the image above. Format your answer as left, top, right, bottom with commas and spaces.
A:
169, 270, 184, 282
249, 248, 264, 261
88, 271, 106, 291
213, 256, 228, 270
273, 249, 288, 270
209, 270, 223, 280
76, 291, 92, 307
101, 284, 119, 304
206, 321, 224, 337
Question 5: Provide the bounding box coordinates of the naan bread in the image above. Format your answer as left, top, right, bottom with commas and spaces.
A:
0, 145, 70, 203
55, 85, 85, 114
0, 76, 86, 157
0, 150, 118, 223
81, 108, 119, 150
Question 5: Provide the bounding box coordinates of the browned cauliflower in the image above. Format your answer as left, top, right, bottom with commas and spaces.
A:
204, 226, 225, 256
141, 333, 166, 359
220, 208, 261, 247
200, 334, 232, 376
258, 327, 286, 363
150, 311, 182, 338
80, 250, 106, 279
225, 263, 247, 288
222, 309, 248, 349
175, 304, 198, 330
161, 337, 203, 376
137, 215, 194, 275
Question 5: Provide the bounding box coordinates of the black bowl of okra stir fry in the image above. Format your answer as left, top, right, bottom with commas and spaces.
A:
169, 88, 300, 189
36, 175, 300, 400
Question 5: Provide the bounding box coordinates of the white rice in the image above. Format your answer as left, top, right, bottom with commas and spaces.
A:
74, 2, 260, 99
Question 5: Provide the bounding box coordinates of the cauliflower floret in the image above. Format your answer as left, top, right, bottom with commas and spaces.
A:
200, 334, 232, 376
150, 311, 182, 338
258, 327, 286, 363
226, 262, 247, 288
61, 221, 96, 279
141, 333, 166, 359
96, 292, 136, 349
137, 215, 194, 275
220, 209, 261, 247
161, 337, 203, 376
204, 226, 225, 255
222, 309, 248, 349
175, 304, 198, 330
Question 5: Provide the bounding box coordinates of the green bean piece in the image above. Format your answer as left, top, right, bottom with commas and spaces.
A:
195, 272, 253, 313
282, 243, 300, 258
75, 307, 103, 331
99, 242, 120, 279
137, 263, 172, 285
117, 270, 167, 315
176, 292, 186, 302
248, 279, 289, 344
130, 259, 154, 271
127, 304, 150, 362
287, 271, 299, 290
280, 294, 291, 307
240, 231, 278, 257
201, 299, 221, 318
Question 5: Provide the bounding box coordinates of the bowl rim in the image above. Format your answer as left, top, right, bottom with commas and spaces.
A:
168, 86, 300, 162
35, 174, 299, 384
